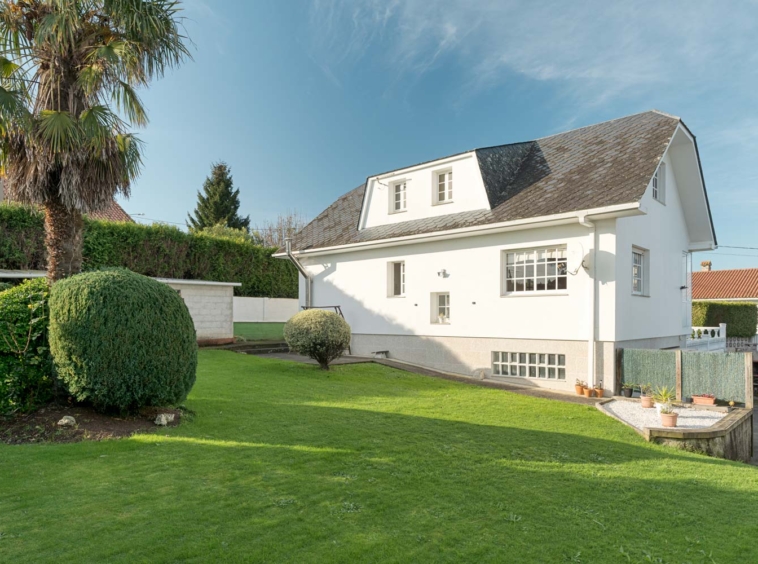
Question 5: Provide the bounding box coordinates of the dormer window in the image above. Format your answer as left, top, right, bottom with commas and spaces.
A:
652, 162, 666, 204
391, 181, 407, 213
434, 169, 453, 205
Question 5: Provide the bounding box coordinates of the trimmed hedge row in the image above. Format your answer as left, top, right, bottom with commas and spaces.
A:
0, 203, 297, 298
692, 301, 758, 338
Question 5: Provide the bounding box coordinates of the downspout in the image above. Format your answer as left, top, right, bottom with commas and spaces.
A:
285, 238, 312, 308
577, 214, 597, 388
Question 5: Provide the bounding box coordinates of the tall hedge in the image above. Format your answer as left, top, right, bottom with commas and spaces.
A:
692, 301, 758, 338
0, 203, 297, 298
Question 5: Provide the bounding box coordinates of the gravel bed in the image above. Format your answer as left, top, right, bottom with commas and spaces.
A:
603, 399, 726, 430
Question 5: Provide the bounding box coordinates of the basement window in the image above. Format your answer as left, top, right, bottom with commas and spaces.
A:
491, 352, 566, 380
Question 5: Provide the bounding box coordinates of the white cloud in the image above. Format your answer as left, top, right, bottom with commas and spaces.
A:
307, 0, 758, 107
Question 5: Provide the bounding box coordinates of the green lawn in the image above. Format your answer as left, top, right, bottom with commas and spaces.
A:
234, 321, 285, 341
2, 351, 757, 563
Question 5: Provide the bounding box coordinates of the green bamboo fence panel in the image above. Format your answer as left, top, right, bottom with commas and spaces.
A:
621, 349, 676, 389
681, 351, 746, 403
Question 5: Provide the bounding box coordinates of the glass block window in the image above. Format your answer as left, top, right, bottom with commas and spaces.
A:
491, 351, 566, 380
504, 247, 567, 293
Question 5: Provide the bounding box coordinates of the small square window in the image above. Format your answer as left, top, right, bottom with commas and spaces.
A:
431, 292, 450, 323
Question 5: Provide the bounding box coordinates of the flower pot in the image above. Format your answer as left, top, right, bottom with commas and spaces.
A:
594, 388, 603, 398
660, 412, 678, 427
640, 396, 655, 408
583, 387, 594, 398
692, 396, 716, 406
622, 388, 634, 398
575, 385, 584, 395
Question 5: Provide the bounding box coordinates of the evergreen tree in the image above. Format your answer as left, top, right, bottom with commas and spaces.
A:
187, 162, 250, 231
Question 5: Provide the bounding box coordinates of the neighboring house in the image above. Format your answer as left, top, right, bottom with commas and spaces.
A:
0, 180, 133, 222
693, 262, 758, 306
277, 111, 717, 394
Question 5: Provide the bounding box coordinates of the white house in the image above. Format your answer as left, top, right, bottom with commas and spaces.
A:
276, 111, 717, 394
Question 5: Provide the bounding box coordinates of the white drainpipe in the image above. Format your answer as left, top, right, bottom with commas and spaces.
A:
285, 238, 312, 308
577, 214, 597, 388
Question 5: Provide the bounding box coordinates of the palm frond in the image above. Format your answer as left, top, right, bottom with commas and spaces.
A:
37, 110, 80, 153
113, 80, 147, 126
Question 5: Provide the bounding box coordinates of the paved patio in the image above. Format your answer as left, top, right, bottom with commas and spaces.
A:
253, 352, 601, 406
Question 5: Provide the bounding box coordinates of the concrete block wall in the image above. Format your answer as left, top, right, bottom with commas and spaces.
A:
233, 297, 299, 323
164, 282, 235, 342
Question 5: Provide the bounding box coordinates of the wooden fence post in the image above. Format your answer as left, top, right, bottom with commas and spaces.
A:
675, 349, 683, 402
745, 352, 754, 409
615, 348, 623, 396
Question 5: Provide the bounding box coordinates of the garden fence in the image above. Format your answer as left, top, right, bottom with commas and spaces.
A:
616, 348, 753, 407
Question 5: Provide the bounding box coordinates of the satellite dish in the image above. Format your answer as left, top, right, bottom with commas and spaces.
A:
567, 244, 585, 275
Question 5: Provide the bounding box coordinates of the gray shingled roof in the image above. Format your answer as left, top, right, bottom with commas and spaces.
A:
287, 111, 681, 252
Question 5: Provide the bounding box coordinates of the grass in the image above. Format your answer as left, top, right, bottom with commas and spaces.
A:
2, 351, 757, 563
234, 321, 285, 341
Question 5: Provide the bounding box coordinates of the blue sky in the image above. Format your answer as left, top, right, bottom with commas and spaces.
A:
124, 0, 758, 269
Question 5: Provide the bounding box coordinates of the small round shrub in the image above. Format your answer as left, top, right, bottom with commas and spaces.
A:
0, 277, 53, 414
284, 309, 351, 370
49, 268, 197, 412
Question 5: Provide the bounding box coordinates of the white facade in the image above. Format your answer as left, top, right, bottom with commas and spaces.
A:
284, 121, 715, 394
233, 297, 299, 323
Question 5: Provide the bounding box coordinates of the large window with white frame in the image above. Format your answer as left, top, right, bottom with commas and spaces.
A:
434, 169, 453, 204
388, 261, 405, 297
491, 352, 566, 380
391, 181, 407, 213
431, 292, 450, 323
652, 162, 666, 204
503, 247, 567, 294
632, 247, 649, 296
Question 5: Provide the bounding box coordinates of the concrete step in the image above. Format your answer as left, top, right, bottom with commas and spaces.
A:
241, 346, 291, 355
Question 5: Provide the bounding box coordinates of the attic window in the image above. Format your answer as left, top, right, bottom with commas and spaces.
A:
434, 169, 453, 205
391, 181, 407, 213
652, 162, 666, 204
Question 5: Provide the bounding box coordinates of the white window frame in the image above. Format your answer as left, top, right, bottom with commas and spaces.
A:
632, 247, 649, 296
433, 168, 453, 205
431, 292, 450, 324
387, 261, 405, 297
390, 180, 407, 214
502, 246, 568, 295
652, 162, 666, 204
491, 351, 566, 380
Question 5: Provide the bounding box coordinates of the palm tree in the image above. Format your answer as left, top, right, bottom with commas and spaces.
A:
0, 0, 190, 282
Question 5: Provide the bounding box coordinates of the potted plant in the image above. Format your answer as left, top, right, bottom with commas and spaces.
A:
691, 393, 716, 406
653, 385, 676, 415
659, 405, 678, 427
640, 384, 654, 408
621, 382, 635, 398
594, 381, 604, 398
583, 385, 594, 398
575, 379, 585, 395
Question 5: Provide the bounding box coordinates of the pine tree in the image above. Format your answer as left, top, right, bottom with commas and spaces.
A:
187, 162, 250, 231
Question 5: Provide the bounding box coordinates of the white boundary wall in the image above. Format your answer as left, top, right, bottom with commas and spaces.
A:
234, 297, 299, 323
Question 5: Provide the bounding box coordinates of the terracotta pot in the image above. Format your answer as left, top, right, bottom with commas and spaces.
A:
575, 385, 584, 395
692, 396, 716, 406
660, 412, 678, 427
641, 396, 655, 408
583, 387, 594, 398
622, 388, 634, 398
594, 388, 603, 398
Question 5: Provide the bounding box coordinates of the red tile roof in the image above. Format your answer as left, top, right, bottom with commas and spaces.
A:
87, 201, 134, 223
692, 269, 758, 300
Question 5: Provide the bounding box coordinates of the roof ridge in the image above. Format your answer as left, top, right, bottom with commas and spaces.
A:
533, 110, 679, 142
695, 267, 758, 273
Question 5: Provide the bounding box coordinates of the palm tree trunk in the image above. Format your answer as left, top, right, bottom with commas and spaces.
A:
44, 194, 84, 283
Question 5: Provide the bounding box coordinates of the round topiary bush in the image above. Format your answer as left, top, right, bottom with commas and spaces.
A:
49, 268, 197, 412
284, 309, 351, 370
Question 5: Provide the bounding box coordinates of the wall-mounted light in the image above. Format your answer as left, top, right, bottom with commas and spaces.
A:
437, 269, 448, 278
